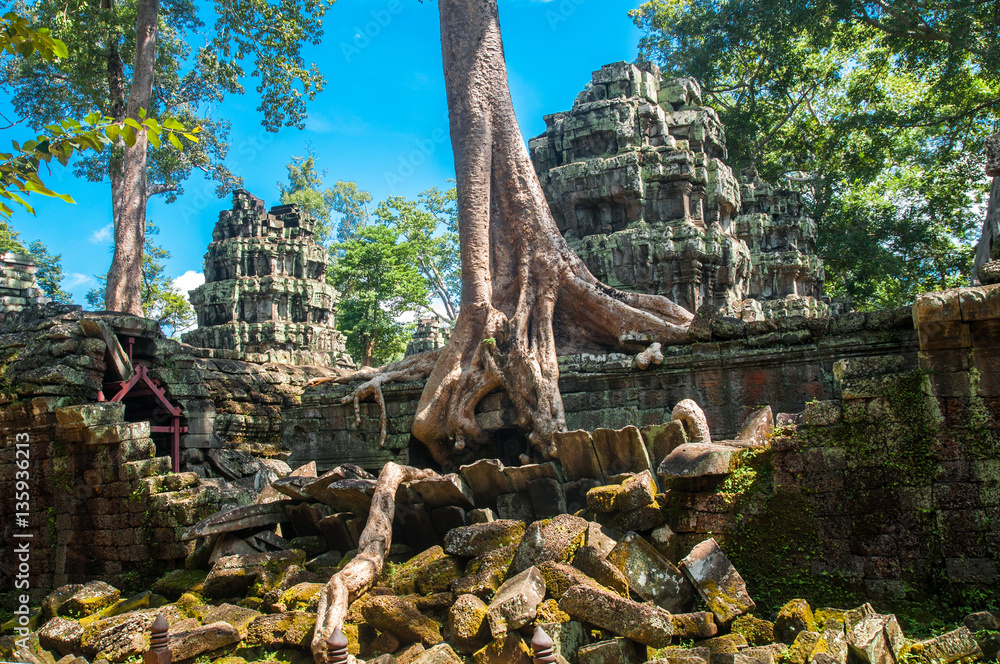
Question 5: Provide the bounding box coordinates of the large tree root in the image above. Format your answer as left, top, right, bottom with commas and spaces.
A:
308, 351, 441, 449
322, 0, 696, 467
311, 462, 438, 663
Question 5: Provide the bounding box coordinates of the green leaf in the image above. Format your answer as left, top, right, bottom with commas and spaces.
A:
167, 132, 183, 151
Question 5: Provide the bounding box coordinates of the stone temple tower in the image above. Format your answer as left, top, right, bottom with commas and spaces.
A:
530, 61, 832, 319
530, 61, 752, 314
183, 190, 353, 367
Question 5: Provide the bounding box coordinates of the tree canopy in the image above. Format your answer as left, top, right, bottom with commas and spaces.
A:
2, 0, 331, 203
631, 0, 998, 309
278, 155, 372, 247
330, 224, 428, 367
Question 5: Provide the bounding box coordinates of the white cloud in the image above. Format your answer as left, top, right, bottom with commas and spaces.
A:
305, 110, 370, 136
173, 270, 205, 300
89, 223, 114, 244
65, 273, 92, 288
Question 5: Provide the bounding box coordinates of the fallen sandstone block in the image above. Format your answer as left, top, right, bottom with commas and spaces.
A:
486, 566, 546, 637
679, 538, 754, 625
847, 613, 904, 664
558, 584, 674, 647
909, 627, 983, 664
608, 532, 692, 613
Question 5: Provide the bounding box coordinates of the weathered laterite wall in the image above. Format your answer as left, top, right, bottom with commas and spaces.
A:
662, 285, 1000, 609
0, 307, 336, 600
285, 306, 917, 470
2, 286, 998, 607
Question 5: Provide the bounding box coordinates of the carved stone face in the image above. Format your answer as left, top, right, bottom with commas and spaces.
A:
987, 132, 1000, 177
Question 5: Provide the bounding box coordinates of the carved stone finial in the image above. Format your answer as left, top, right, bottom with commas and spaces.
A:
531, 625, 556, 664
326, 626, 350, 664
144, 613, 171, 664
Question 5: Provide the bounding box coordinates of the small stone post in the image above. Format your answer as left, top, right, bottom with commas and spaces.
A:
326, 626, 349, 664
531, 625, 556, 664
144, 613, 171, 664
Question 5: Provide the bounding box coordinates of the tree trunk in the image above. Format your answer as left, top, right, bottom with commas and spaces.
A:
365, 338, 375, 368
105, 0, 158, 315
311, 462, 438, 661
335, 0, 693, 466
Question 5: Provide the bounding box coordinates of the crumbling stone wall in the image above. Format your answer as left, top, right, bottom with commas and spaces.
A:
0, 399, 225, 595
283, 286, 998, 602
287, 306, 917, 470
655, 284, 1000, 607
0, 308, 341, 598
0, 253, 50, 314
0, 310, 226, 598
147, 337, 338, 473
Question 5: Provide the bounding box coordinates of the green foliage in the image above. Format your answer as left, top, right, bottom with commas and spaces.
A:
0, 220, 24, 253
724, 490, 864, 615
0, 220, 72, 302
26, 239, 71, 302
86, 221, 194, 337
278, 154, 372, 246
331, 180, 373, 243
631, 0, 996, 309
1, 0, 331, 205
331, 223, 428, 367
374, 186, 460, 322
0, 7, 202, 217
277, 160, 459, 364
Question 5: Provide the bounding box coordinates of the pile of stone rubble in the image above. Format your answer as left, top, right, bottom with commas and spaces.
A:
5, 458, 998, 664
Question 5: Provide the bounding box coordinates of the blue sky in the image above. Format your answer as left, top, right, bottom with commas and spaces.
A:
6, 0, 644, 304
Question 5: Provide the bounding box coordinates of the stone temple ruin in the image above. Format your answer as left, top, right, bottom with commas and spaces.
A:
0, 252, 51, 314
530, 62, 833, 319
1, 62, 999, 664
182, 190, 353, 368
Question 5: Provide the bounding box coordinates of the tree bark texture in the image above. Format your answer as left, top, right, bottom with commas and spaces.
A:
311, 462, 438, 662
335, 0, 693, 466
105, 0, 158, 315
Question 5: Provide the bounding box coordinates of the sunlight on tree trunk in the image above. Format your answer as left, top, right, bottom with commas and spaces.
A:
323, 0, 692, 467
105, 0, 158, 315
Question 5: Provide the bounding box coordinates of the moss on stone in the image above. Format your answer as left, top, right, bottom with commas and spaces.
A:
414, 556, 464, 595
732, 614, 775, 646
774, 599, 816, 643
535, 598, 570, 624
275, 583, 324, 613
152, 569, 208, 601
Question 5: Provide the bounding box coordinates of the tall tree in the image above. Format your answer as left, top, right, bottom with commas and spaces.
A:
87, 221, 195, 337
631, 0, 998, 309
330, 224, 428, 367
2, 0, 332, 314
278, 155, 372, 247
322, 0, 692, 469
313, 4, 696, 652
374, 187, 460, 323
26, 240, 71, 303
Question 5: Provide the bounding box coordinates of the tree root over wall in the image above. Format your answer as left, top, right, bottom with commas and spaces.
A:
311, 462, 439, 662
312, 0, 694, 466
